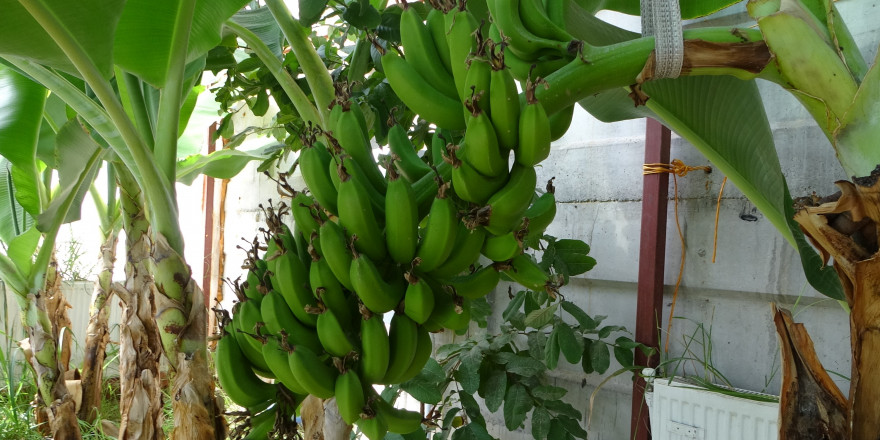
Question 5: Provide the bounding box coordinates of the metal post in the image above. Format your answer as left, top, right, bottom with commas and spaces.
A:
631, 118, 671, 440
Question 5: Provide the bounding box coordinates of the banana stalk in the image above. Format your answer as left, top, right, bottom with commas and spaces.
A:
77, 228, 119, 423
116, 168, 166, 440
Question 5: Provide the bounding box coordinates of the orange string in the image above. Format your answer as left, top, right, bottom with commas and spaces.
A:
642, 159, 711, 353
712, 177, 728, 264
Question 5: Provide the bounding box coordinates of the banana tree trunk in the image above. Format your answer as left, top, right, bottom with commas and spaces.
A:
794, 169, 880, 440
772, 305, 848, 438
18, 253, 81, 440
78, 230, 119, 423
151, 235, 223, 439
116, 170, 165, 440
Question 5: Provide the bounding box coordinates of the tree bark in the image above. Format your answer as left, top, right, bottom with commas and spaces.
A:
116, 170, 165, 440
78, 230, 119, 423
773, 305, 848, 439
794, 169, 880, 440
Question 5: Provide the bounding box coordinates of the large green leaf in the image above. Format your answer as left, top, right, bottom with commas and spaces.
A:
644, 76, 843, 300
7, 226, 39, 276
176, 148, 267, 185
0, 160, 30, 243
833, 49, 880, 177
36, 146, 104, 236
114, 0, 251, 86
0, 65, 46, 217
564, 1, 639, 47
577, 0, 741, 19
230, 7, 284, 60
39, 120, 103, 228
579, 74, 844, 300
0, 0, 123, 79
0, 251, 27, 295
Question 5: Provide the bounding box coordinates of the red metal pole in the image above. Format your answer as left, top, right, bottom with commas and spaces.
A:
631, 118, 671, 440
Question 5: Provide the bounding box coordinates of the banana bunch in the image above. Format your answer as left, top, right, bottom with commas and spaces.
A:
485, 0, 581, 80
215, 2, 576, 433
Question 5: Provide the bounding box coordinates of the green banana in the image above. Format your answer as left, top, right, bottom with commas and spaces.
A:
261, 335, 309, 395
356, 414, 388, 440
545, 0, 567, 29
270, 241, 319, 327
233, 300, 274, 374
317, 307, 356, 357
463, 53, 492, 116
426, 7, 453, 74
500, 253, 554, 292
430, 131, 447, 168
382, 313, 419, 384
549, 104, 574, 141
414, 183, 458, 272
430, 224, 487, 279
485, 163, 537, 235
310, 255, 352, 324
413, 161, 453, 217
289, 192, 322, 242
449, 145, 509, 204
482, 231, 524, 262
329, 153, 386, 216
336, 370, 366, 424
488, 54, 521, 151
347, 37, 374, 82
243, 269, 265, 302
316, 220, 354, 291
395, 324, 432, 384
291, 222, 313, 271
260, 290, 322, 353
382, 51, 466, 131
523, 183, 556, 241
337, 163, 387, 262
287, 344, 339, 399
429, 290, 471, 331
401, 5, 459, 99
214, 330, 275, 408
334, 106, 388, 193
445, 7, 479, 102
327, 101, 344, 136
503, 47, 570, 81
359, 312, 390, 384
404, 272, 435, 325
487, 0, 572, 60
385, 165, 419, 265
519, 0, 574, 42
516, 76, 553, 166
243, 407, 277, 440
462, 104, 507, 177
299, 142, 339, 215
375, 396, 423, 434
350, 251, 405, 313
388, 124, 431, 183
447, 265, 501, 300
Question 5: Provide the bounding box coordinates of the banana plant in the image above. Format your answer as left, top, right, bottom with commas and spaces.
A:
0, 65, 106, 439
0, 0, 253, 438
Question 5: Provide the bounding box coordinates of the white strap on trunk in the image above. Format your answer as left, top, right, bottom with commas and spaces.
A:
640, 0, 684, 79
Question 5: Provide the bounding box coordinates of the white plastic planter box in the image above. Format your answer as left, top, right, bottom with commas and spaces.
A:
644, 371, 779, 440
